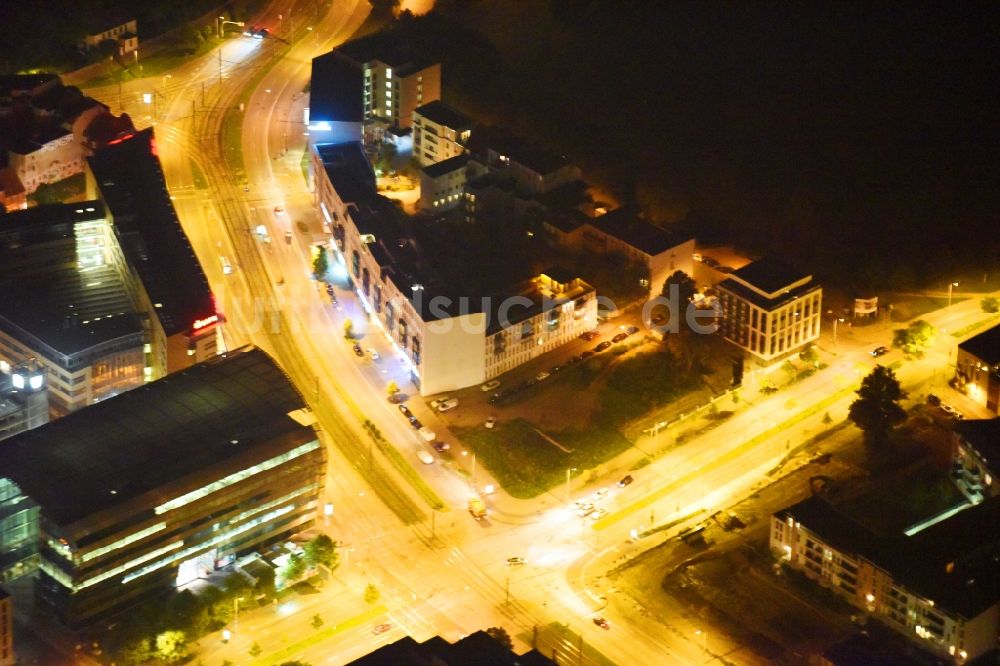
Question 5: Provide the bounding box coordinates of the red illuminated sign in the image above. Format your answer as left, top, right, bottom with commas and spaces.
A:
192, 315, 219, 331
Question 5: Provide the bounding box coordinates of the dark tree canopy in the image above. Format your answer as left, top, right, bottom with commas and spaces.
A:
486, 626, 513, 651
848, 365, 907, 445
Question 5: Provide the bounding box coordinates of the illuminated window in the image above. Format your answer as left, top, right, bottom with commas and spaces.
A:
385, 81, 392, 89
385, 68, 392, 79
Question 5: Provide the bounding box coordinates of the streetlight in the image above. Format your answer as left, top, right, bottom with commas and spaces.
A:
217, 17, 244, 39
222, 628, 231, 643
695, 629, 707, 659
233, 595, 244, 628
832, 317, 845, 348
947, 281, 959, 308
565, 467, 577, 503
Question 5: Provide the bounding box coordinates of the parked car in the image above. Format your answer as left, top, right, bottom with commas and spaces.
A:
871, 346, 890, 357
617, 474, 634, 487
416, 450, 434, 465
366, 348, 379, 360
437, 398, 459, 413
612, 333, 627, 343
430, 396, 453, 410
592, 488, 609, 501
408, 416, 422, 429
373, 623, 392, 635
595, 341, 612, 352
398, 404, 412, 417
481, 379, 501, 392
625, 326, 639, 336
485, 416, 497, 429
580, 330, 599, 341
432, 440, 450, 453
273, 205, 285, 215
580, 351, 595, 360
593, 617, 610, 630
939, 403, 964, 419
488, 393, 502, 405
352, 343, 364, 357
284, 230, 293, 244
927, 394, 942, 406
535, 371, 550, 381
577, 502, 595, 517
567, 355, 583, 365
590, 508, 607, 521
506, 557, 526, 566
418, 427, 436, 441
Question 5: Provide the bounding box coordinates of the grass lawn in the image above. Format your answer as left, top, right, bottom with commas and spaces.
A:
28, 173, 87, 206
889, 294, 966, 322
454, 418, 633, 499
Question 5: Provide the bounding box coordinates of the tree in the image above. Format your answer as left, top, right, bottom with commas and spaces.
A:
892, 319, 935, 358
823, 411, 833, 426
303, 534, 338, 569
386, 380, 399, 399
279, 662, 313, 666
982, 296, 999, 313
848, 365, 907, 445
364, 582, 380, 604
155, 630, 188, 663
164, 590, 209, 637
312, 248, 329, 280
486, 626, 513, 651
343, 319, 354, 339
249, 642, 262, 658
660, 270, 697, 312
799, 343, 819, 365
311, 613, 324, 629
255, 564, 276, 600
222, 572, 251, 600
281, 553, 306, 584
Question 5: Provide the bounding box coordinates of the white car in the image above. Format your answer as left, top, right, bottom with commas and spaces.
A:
481, 380, 501, 392
535, 371, 550, 381
430, 396, 453, 410
590, 508, 607, 521
366, 348, 380, 361
591, 488, 609, 501
485, 416, 497, 429
418, 427, 436, 442
436, 398, 459, 413
576, 502, 595, 518
416, 450, 434, 465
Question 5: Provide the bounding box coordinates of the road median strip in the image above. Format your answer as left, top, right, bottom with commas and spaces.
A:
250, 603, 389, 665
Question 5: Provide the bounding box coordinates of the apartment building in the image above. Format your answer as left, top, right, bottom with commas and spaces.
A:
0, 588, 11, 666
412, 101, 473, 167
419, 154, 468, 211
6, 128, 85, 195
951, 419, 1000, 504
87, 128, 219, 374
470, 129, 581, 196
313, 141, 597, 395
955, 322, 1000, 415
771, 495, 1000, 663
0, 203, 147, 414
78, 19, 138, 56
0, 360, 49, 442
717, 258, 822, 364
0, 348, 325, 628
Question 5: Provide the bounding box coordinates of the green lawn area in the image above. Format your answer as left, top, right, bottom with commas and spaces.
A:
454, 418, 632, 499
889, 295, 966, 322
839, 461, 965, 536
28, 173, 87, 206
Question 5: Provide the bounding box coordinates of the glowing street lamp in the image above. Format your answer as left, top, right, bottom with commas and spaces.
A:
222, 629, 231, 643
947, 281, 959, 308
565, 467, 577, 503
832, 317, 845, 348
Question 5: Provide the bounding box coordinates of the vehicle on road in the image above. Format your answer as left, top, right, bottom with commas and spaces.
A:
592, 488, 609, 501
590, 508, 607, 521
550, 364, 564, 374
366, 348, 380, 361
430, 396, 452, 410
481, 379, 501, 392
580, 330, 599, 341
506, 557, 526, 566
485, 416, 496, 429
418, 426, 436, 441
871, 346, 890, 357
468, 496, 487, 520
612, 333, 627, 343
273, 205, 285, 215
580, 351, 595, 360
398, 404, 412, 417
416, 450, 434, 465
595, 341, 612, 352
436, 398, 459, 413
577, 502, 595, 517
284, 230, 293, 244
432, 440, 450, 453
617, 474, 634, 487
220, 256, 232, 275
535, 371, 550, 381
408, 416, 422, 429
593, 617, 610, 630
488, 392, 502, 405
352, 343, 364, 357
939, 403, 963, 419
625, 325, 639, 336
373, 623, 392, 635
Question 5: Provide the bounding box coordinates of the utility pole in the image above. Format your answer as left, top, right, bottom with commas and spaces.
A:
201, 81, 206, 108
219, 48, 223, 87
505, 576, 509, 608
118, 78, 123, 112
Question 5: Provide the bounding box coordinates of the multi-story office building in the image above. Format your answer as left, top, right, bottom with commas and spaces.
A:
412, 101, 473, 167
0, 347, 325, 628
951, 419, 1000, 504
419, 154, 469, 211
87, 128, 219, 374
307, 52, 365, 148
717, 258, 822, 364
0, 588, 12, 666
0, 203, 146, 414
0, 360, 48, 441
771, 495, 1000, 663
313, 141, 597, 395
955, 323, 999, 415
0, 476, 37, 586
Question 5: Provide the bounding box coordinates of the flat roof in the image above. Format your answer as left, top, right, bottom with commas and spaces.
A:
314, 142, 377, 204
87, 128, 215, 337
347, 630, 553, 665
309, 52, 364, 123
778, 495, 1000, 619
958, 322, 1000, 365
334, 32, 435, 73
730, 258, 811, 295
414, 100, 472, 130
475, 127, 571, 176
421, 154, 468, 179
717, 274, 820, 311
0, 348, 315, 527
0, 202, 142, 358
587, 207, 692, 256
